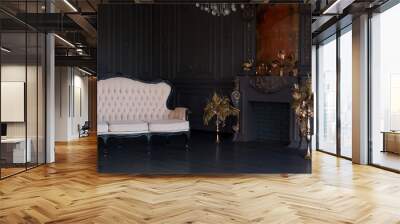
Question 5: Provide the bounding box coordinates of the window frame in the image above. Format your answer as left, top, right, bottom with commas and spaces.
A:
315, 24, 353, 160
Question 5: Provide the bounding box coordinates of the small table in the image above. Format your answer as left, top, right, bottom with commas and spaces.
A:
1, 138, 32, 164
381, 131, 400, 154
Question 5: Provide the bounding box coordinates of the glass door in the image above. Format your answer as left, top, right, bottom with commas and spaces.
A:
27, 30, 38, 170
1, 30, 28, 177
0, 1, 46, 179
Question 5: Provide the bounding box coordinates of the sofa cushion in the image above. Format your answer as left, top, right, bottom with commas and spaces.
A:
108, 120, 148, 133
148, 119, 189, 133
97, 122, 109, 134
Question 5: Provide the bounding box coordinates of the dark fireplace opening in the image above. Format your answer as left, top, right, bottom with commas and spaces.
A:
252, 102, 290, 144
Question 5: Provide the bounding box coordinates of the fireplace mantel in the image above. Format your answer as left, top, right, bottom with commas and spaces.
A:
238, 74, 298, 102
235, 74, 300, 145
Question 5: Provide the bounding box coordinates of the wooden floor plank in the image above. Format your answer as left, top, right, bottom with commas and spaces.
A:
0, 136, 400, 223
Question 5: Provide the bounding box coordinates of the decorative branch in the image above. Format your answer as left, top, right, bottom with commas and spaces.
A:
291, 76, 314, 159
204, 92, 239, 128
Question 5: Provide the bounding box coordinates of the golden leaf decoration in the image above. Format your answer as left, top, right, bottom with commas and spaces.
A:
203, 92, 239, 127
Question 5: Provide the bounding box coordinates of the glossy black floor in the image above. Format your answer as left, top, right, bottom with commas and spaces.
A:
98, 131, 311, 174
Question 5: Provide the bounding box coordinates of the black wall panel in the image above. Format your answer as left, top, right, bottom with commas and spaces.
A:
98, 4, 256, 130
97, 4, 311, 131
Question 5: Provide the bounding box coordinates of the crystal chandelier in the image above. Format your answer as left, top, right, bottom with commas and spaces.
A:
195, 3, 245, 16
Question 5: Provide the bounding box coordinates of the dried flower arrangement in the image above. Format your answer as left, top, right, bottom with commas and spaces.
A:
255, 50, 298, 76
203, 92, 240, 143
292, 77, 314, 159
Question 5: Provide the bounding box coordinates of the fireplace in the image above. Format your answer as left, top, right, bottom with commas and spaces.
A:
252, 102, 290, 143
235, 74, 299, 145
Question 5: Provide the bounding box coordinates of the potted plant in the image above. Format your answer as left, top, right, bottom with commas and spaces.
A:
203, 92, 240, 143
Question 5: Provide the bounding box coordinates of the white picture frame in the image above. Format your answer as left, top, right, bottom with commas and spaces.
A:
1, 81, 25, 122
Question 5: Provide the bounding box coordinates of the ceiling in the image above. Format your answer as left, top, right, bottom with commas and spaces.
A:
1, 0, 389, 73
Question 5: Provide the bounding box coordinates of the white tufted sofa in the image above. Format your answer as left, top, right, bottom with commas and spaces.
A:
97, 77, 190, 147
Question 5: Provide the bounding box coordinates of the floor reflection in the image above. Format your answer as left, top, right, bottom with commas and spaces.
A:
98, 131, 311, 174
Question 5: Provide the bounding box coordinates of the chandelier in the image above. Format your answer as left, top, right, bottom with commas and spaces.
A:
195, 3, 245, 16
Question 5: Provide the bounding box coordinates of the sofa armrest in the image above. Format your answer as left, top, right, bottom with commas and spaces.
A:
169, 107, 190, 121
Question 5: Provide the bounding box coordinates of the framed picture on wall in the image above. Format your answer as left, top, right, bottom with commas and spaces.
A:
1, 81, 25, 122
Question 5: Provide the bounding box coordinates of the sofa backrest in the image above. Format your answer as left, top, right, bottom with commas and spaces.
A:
97, 77, 172, 122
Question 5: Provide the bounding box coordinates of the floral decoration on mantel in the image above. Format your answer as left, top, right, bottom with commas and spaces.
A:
247, 50, 298, 77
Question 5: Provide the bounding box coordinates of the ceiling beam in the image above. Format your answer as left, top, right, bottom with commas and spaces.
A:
51, 0, 97, 46
322, 0, 356, 14
55, 55, 96, 71
67, 13, 97, 43
12, 13, 82, 32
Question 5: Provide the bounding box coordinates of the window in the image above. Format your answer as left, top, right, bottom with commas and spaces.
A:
370, 3, 400, 171
339, 28, 352, 158
317, 36, 337, 154
316, 26, 353, 158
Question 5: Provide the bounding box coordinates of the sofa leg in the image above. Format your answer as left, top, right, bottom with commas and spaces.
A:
146, 134, 151, 143
184, 132, 190, 150
101, 136, 109, 157
146, 134, 152, 155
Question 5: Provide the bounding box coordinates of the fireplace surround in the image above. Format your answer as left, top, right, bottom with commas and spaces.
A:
235, 75, 299, 145
252, 102, 290, 143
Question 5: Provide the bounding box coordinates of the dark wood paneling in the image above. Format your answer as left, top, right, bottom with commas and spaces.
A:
97, 4, 311, 131
298, 4, 312, 78
97, 4, 256, 130
98, 4, 255, 81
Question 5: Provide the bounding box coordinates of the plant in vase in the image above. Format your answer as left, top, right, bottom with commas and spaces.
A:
292, 77, 314, 159
203, 92, 240, 143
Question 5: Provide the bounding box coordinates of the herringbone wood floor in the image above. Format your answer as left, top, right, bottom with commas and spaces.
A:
1, 136, 400, 224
